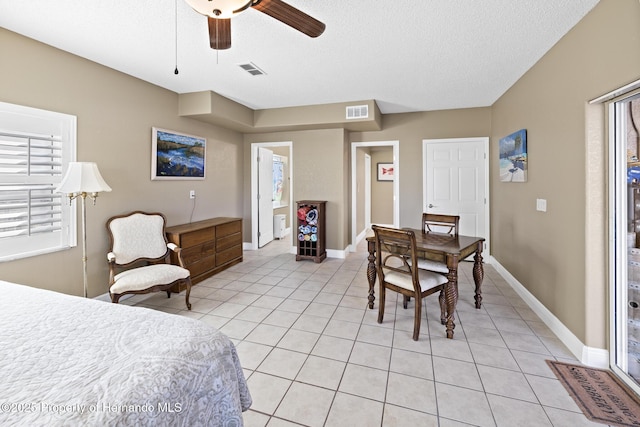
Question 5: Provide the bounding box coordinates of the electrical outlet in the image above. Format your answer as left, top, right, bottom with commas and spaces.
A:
536, 198, 547, 212
189, 190, 196, 199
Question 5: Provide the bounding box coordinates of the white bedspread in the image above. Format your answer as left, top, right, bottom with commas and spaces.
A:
0, 280, 251, 426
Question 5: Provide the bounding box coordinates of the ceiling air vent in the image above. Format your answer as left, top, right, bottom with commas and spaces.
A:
238, 62, 266, 76
346, 105, 369, 120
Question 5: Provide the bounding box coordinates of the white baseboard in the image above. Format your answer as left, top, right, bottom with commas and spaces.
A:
327, 247, 348, 259
490, 256, 609, 368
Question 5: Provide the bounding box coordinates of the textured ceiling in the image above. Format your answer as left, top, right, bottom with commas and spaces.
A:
0, 0, 600, 114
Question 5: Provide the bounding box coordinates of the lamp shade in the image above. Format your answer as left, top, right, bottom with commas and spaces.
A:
56, 162, 112, 195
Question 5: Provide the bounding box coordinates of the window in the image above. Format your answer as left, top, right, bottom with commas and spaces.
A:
0, 102, 76, 261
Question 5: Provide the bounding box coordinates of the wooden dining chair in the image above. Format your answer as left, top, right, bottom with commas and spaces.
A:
372, 225, 448, 340
422, 213, 460, 236
417, 213, 460, 275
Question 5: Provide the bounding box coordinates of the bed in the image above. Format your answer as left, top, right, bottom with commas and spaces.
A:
0, 280, 252, 426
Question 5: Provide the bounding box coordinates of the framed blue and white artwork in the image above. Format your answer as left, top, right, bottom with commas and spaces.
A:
151, 127, 206, 180
499, 129, 527, 182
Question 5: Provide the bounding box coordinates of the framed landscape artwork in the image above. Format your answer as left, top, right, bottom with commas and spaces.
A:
499, 129, 527, 182
377, 163, 394, 181
151, 127, 206, 180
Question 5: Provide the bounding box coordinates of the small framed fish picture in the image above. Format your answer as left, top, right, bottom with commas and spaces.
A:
377, 162, 394, 181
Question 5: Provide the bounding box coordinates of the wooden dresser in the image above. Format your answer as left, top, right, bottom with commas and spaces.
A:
166, 217, 242, 287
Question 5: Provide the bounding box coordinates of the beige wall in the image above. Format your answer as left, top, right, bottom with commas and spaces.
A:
0, 28, 245, 297
490, 0, 640, 346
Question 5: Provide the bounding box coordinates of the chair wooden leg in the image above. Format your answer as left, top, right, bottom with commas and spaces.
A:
403, 295, 410, 309
185, 278, 192, 311
439, 289, 447, 325
111, 293, 120, 304
413, 297, 422, 341
377, 286, 386, 324
166, 291, 171, 298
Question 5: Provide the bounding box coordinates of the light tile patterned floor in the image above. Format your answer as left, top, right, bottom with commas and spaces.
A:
124, 238, 606, 426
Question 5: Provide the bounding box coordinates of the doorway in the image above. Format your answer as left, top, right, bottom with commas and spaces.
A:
251, 141, 293, 251
350, 141, 399, 251
364, 153, 371, 231
422, 137, 490, 252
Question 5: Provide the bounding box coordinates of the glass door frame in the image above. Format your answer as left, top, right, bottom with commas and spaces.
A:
609, 91, 640, 395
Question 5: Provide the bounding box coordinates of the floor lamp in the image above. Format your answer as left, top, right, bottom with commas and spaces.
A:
56, 162, 112, 298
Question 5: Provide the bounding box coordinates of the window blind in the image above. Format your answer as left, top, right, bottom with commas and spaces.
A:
0, 102, 76, 262
0, 130, 64, 242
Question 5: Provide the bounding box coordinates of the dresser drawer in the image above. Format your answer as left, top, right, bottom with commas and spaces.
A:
180, 227, 216, 248
217, 232, 241, 252
217, 245, 242, 266
181, 241, 216, 265
217, 220, 241, 238
188, 254, 217, 278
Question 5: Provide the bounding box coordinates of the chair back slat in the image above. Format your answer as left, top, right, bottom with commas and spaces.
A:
422, 213, 460, 236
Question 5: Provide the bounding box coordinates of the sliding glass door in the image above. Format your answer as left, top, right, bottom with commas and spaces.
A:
611, 93, 640, 393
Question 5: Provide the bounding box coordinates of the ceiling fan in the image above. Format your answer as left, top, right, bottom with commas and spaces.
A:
184, 0, 325, 50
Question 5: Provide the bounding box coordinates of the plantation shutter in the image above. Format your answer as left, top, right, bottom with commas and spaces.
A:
0, 102, 76, 262
0, 130, 64, 239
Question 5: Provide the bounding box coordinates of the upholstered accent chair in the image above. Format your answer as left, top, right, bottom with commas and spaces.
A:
372, 225, 448, 340
106, 211, 192, 310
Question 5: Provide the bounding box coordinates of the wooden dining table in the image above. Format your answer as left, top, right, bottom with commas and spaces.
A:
365, 229, 485, 339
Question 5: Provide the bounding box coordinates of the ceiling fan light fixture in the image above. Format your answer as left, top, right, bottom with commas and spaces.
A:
184, 0, 254, 19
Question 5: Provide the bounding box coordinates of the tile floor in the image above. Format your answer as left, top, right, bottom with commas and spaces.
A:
123, 237, 606, 426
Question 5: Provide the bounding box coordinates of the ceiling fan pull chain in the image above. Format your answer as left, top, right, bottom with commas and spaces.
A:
174, 0, 179, 74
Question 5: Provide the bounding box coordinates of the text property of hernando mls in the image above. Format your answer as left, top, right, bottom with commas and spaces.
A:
1, 401, 183, 415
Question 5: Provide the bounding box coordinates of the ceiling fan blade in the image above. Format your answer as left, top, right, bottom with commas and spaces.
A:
208, 17, 232, 50
252, 0, 325, 38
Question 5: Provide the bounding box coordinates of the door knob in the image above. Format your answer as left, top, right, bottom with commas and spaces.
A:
428, 204, 436, 208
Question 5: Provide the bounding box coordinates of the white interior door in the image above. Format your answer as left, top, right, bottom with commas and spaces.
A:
423, 138, 489, 243
258, 147, 274, 247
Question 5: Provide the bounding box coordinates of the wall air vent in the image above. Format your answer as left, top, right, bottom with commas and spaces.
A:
238, 62, 266, 76
346, 105, 369, 120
